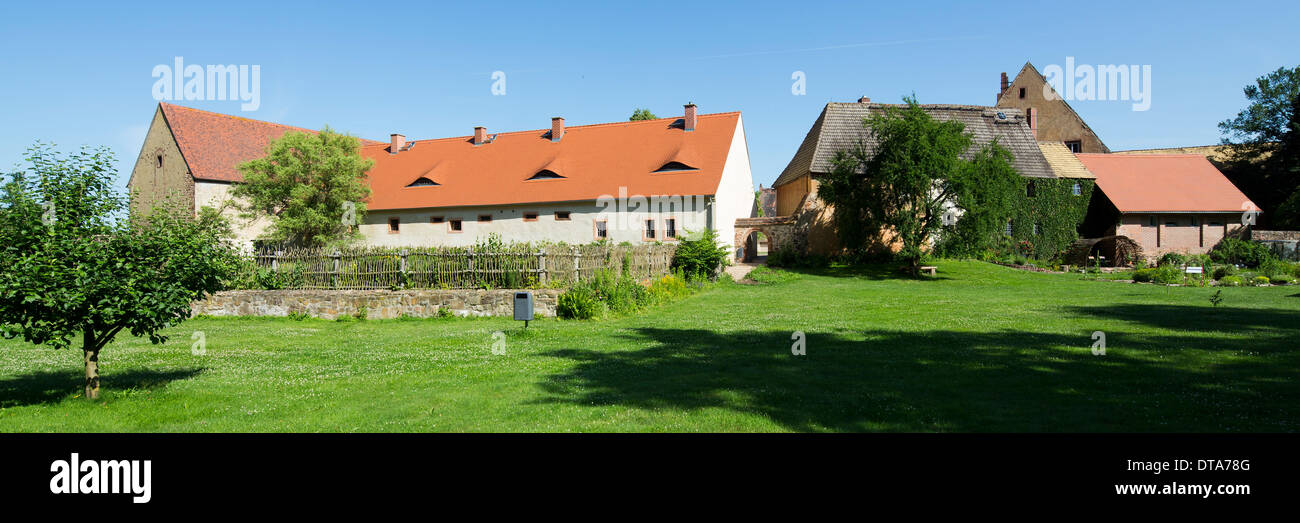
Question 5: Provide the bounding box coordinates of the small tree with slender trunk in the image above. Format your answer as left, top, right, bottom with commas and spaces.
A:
0, 143, 237, 399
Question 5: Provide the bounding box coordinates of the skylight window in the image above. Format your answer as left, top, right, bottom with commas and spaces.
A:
527, 169, 565, 180
405, 177, 440, 187
653, 161, 698, 173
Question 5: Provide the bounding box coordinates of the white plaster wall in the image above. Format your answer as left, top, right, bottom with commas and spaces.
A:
359, 199, 712, 247
194, 180, 271, 252
712, 115, 757, 256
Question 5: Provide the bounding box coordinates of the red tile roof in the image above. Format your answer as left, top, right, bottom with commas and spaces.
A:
159, 103, 382, 182
158, 103, 741, 211
1075, 153, 1255, 213
361, 113, 740, 210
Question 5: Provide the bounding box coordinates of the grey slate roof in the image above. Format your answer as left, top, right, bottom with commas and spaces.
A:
773, 102, 1056, 188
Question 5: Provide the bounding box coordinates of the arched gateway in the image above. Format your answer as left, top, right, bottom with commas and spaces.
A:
733, 216, 797, 262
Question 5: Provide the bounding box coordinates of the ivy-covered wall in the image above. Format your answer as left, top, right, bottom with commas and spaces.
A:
1008, 178, 1095, 259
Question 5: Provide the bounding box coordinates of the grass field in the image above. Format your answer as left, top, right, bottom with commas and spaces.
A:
1, 260, 1297, 432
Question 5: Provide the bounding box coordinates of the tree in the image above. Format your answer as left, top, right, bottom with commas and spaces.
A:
0, 143, 238, 399
1218, 66, 1300, 228
232, 127, 374, 247
629, 108, 658, 121
816, 97, 1021, 273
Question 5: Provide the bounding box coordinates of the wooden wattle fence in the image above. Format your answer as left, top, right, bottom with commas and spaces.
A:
230, 244, 678, 290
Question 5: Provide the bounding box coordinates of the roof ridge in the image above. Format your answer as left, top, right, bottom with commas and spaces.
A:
361, 111, 741, 146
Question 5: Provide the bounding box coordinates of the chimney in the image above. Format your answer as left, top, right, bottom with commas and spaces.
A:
1001, 72, 1009, 93
683, 103, 697, 132
473, 126, 487, 145
551, 117, 565, 142
390, 133, 405, 154
857, 96, 871, 103
1027, 108, 1038, 139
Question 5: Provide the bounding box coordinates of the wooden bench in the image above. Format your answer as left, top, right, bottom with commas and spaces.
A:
919, 266, 937, 276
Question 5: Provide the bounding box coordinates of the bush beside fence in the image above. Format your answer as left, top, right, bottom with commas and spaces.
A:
226, 244, 678, 290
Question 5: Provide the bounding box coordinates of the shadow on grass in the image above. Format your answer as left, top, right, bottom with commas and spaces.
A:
0, 367, 204, 407
534, 326, 1298, 432
1066, 304, 1300, 336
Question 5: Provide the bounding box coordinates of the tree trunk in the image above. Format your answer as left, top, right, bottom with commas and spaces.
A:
83, 329, 100, 400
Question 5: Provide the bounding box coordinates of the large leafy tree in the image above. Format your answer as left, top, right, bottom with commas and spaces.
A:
232, 127, 374, 247
0, 143, 238, 399
817, 97, 1021, 273
1219, 66, 1300, 228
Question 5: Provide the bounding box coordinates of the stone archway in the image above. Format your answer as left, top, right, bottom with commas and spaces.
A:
734, 216, 796, 262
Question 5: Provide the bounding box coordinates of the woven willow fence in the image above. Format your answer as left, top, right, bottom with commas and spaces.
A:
230, 244, 678, 290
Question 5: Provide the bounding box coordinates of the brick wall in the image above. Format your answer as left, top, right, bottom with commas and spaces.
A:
191, 289, 560, 319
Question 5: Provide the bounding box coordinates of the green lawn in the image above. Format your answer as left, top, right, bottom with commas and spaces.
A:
2, 261, 1297, 432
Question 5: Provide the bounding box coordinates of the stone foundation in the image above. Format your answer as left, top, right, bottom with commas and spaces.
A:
191, 289, 560, 319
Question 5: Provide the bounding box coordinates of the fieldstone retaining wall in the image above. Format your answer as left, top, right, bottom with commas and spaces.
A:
191, 289, 560, 319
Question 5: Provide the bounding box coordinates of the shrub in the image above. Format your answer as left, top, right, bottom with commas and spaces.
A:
1270, 275, 1295, 285
353, 306, 368, 321
1259, 258, 1297, 279
671, 229, 730, 280
557, 285, 605, 319
1132, 268, 1156, 283
1212, 265, 1237, 280
1219, 275, 1244, 287
1252, 275, 1272, 286
648, 272, 690, 303
1158, 252, 1188, 267
1209, 238, 1274, 268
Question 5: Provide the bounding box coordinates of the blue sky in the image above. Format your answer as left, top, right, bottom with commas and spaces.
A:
2, 0, 1297, 190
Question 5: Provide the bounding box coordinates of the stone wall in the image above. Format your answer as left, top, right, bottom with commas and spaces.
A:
191, 289, 560, 319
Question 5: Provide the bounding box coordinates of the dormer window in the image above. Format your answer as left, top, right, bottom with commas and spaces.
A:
405, 177, 440, 187
653, 161, 698, 173
527, 169, 565, 180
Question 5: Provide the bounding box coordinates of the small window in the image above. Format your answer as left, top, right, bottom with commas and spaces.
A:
644, 219, 656, 240
1190, 216, 1199, 226
665, 218, 677, 239
155, 154, 163, 168
449, 219, 463, 232
1166, 221, 1178, 227
388, 218, 400, 234
1004, 221, 1013, 237
430, 216, 444, 224
1018, 87, 1026, 99
1148, 216, 1157, 227
478, 214, 492, 223
1072, 183, 1082, 196
1209, 222, 1223, 227
595, 220, 608, 240
523, 212, 538, 222
555, 211, 571, 221
406, 177, 440, 187
527, 169, 565, 180
653, 161, 698, 173
1026, 180, 1036, 198
1064, 140, 1082, 153
1033, 223, 1041, 236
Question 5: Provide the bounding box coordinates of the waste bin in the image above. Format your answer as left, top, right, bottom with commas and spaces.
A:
513, 291, 534, 325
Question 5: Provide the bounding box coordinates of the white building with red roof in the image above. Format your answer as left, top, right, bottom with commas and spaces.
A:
129, 103, 756, 254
